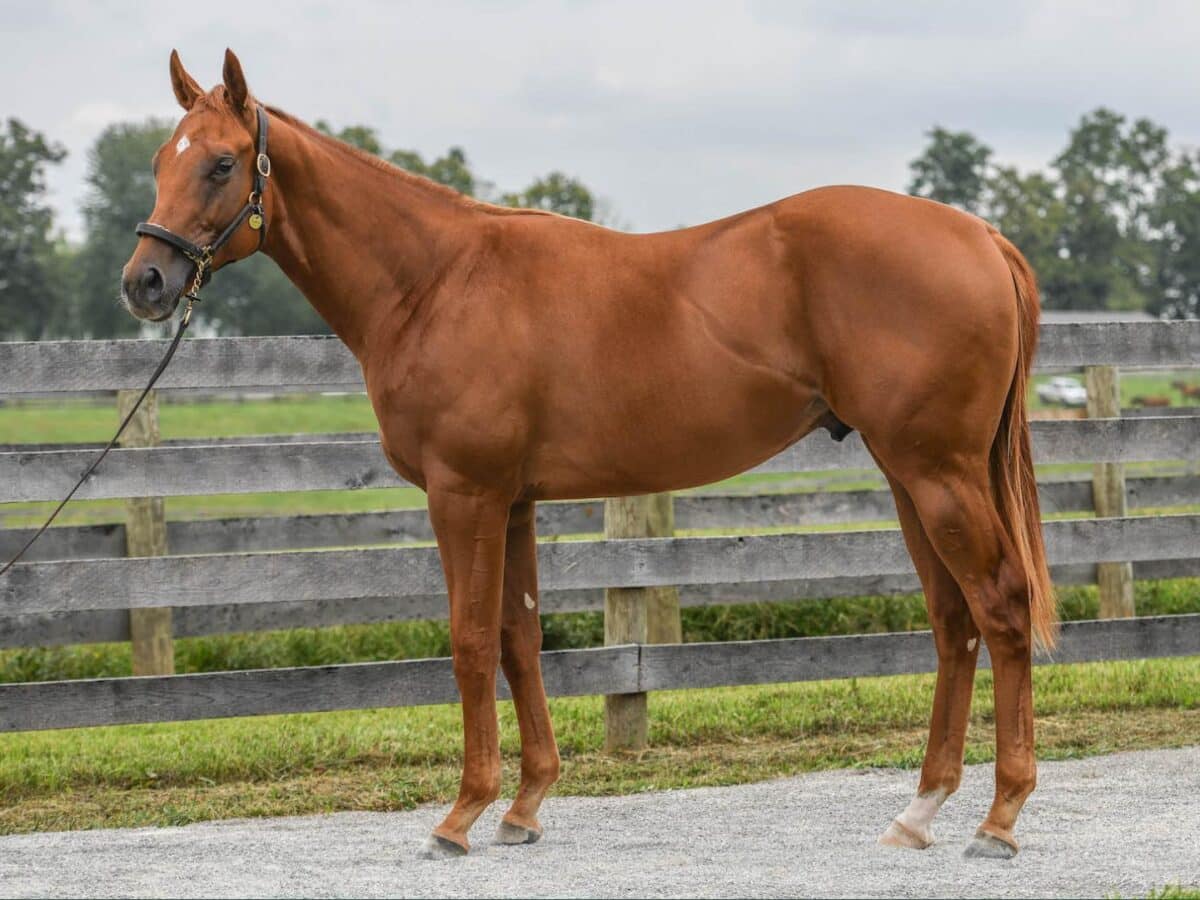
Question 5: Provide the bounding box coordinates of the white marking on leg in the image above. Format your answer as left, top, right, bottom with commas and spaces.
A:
895, 788, 948, 845
175, 135, 191, 155
524, 592, 536, 610
967, 637, 978, 651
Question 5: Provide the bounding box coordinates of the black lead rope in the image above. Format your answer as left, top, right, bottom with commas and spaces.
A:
1, 105, 272, 579
0, 300, 197, 577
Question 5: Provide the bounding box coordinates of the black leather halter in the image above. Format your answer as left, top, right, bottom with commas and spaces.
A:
135, 103, 272, 292
1, 106, 274, 579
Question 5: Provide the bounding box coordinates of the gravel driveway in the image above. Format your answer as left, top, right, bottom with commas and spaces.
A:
1, 746, 1196, 898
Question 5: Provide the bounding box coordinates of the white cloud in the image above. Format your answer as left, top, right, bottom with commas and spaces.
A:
4, 0, 1200, 241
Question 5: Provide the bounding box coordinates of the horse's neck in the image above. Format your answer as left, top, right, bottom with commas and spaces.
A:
260, 113, 472, 358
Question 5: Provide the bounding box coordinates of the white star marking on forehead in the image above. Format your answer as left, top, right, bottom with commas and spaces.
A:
175, 135, 191, 156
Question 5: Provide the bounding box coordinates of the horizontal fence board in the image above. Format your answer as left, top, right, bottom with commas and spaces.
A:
0, 644, 639, 732
1035, 321, 1200, 370
2, 615, 1195, 732
638, 613, 1200, 692
1, 321, 1196, 395
3, 416, 1198, 503
0, 336, 364, 395
6, 473, 1200, 564
3, 514, 1198, 617
3, 558, 1199, 649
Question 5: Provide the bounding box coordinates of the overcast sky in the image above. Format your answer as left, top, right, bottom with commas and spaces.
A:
5, 0, 1200, 239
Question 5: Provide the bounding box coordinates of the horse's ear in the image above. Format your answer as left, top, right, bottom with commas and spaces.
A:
169, 49, 203, 111
222, 48, 250, 114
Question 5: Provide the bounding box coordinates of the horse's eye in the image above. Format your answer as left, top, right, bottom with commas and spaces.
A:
213, 156, 236, 177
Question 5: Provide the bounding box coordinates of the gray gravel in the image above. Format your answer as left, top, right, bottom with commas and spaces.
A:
1, 746, 1197, 898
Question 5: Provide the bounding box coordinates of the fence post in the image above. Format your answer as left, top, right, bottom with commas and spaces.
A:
603, 492, 681, 751
117, 389, 175, 675
1084, 366, 1135, 618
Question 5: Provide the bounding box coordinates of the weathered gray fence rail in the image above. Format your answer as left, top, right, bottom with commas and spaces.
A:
4, 473, 1199, 563
0, 321, 1196, 393
2, 416, 1198, 503
0, 320, 1198, 735
1, 613, 1197, 733
5, 514, 1199, 616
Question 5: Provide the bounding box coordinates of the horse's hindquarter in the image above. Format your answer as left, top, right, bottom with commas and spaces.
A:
773, 187, 1021, 456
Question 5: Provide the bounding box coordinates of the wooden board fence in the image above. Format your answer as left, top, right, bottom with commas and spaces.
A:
3, 514, 1198, 617
1, 614, 1196, 733
1, 558, 1198, 651
4, 474, 1200, 565
1, 321, 1196, 394
0, 319, 1197, 736
3, 416, 1198, 503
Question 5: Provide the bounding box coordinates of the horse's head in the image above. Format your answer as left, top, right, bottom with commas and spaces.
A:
121, 49, 269, 322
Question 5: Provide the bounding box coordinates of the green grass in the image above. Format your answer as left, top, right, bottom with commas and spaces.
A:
0, 393, 379, 444
0, 654, 1195, 833
3, 577, 1197, 685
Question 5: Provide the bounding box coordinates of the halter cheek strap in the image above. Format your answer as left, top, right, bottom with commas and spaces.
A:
135, 104, 271, 293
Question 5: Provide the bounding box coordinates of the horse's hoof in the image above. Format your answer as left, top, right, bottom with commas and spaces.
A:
418, 833, 469, 860
878, 818, 934, 850
963, 830, 1018, 860
495, 819, 542, 845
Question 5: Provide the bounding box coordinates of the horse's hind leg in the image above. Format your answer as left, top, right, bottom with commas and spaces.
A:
871, 452, 981, 850
885, 452, 1037, 858
496, 500, 560, 845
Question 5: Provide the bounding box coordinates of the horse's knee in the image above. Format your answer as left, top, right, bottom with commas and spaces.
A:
452, 631, 501, 682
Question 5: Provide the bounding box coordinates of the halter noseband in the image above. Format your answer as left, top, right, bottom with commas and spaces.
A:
135, 103, 271, 304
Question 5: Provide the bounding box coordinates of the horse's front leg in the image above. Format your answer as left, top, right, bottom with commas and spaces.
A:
496, 500, 560, 845
421, 485, 511, 858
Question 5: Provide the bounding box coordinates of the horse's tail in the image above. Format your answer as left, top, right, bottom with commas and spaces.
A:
987, 226, 1058, 651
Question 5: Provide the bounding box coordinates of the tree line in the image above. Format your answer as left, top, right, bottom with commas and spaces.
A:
2, 105, 1198, 340
908, 108, 1200, 319
0, 117, 601, 339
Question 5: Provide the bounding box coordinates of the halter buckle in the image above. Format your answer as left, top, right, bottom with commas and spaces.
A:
256, 153, 271, 178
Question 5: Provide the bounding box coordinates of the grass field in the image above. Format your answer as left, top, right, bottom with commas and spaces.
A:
0, 655, 1196, 834
3, 577, 1198, 684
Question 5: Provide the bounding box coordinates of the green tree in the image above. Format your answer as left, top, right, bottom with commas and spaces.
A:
0, 119, 68, 339
389, 146, 477, 196
986, 166, 1071, 307
907, 127, 993, 214
1049, 108, 1169, 311
314, 120, 383, 155
197, 255, 329, 336
1149, 150, 1200, 318
76, 119, 172, 337
502, 172, 595, 221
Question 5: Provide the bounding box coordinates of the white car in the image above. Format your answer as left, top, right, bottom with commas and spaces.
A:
1037, 376, 1088, 407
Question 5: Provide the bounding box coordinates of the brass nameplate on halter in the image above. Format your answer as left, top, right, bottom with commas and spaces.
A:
248, 212, 264, 230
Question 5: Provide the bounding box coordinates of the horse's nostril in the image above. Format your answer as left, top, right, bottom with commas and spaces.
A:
140, 265, 164, 302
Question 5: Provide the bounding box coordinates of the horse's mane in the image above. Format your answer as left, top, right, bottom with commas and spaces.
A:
262, 102, 554, 219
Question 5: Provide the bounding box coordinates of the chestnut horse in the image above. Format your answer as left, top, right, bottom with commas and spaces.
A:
122, 50, 1056, 860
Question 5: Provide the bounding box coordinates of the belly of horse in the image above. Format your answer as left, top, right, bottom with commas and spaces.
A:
527, 372, 819, 500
